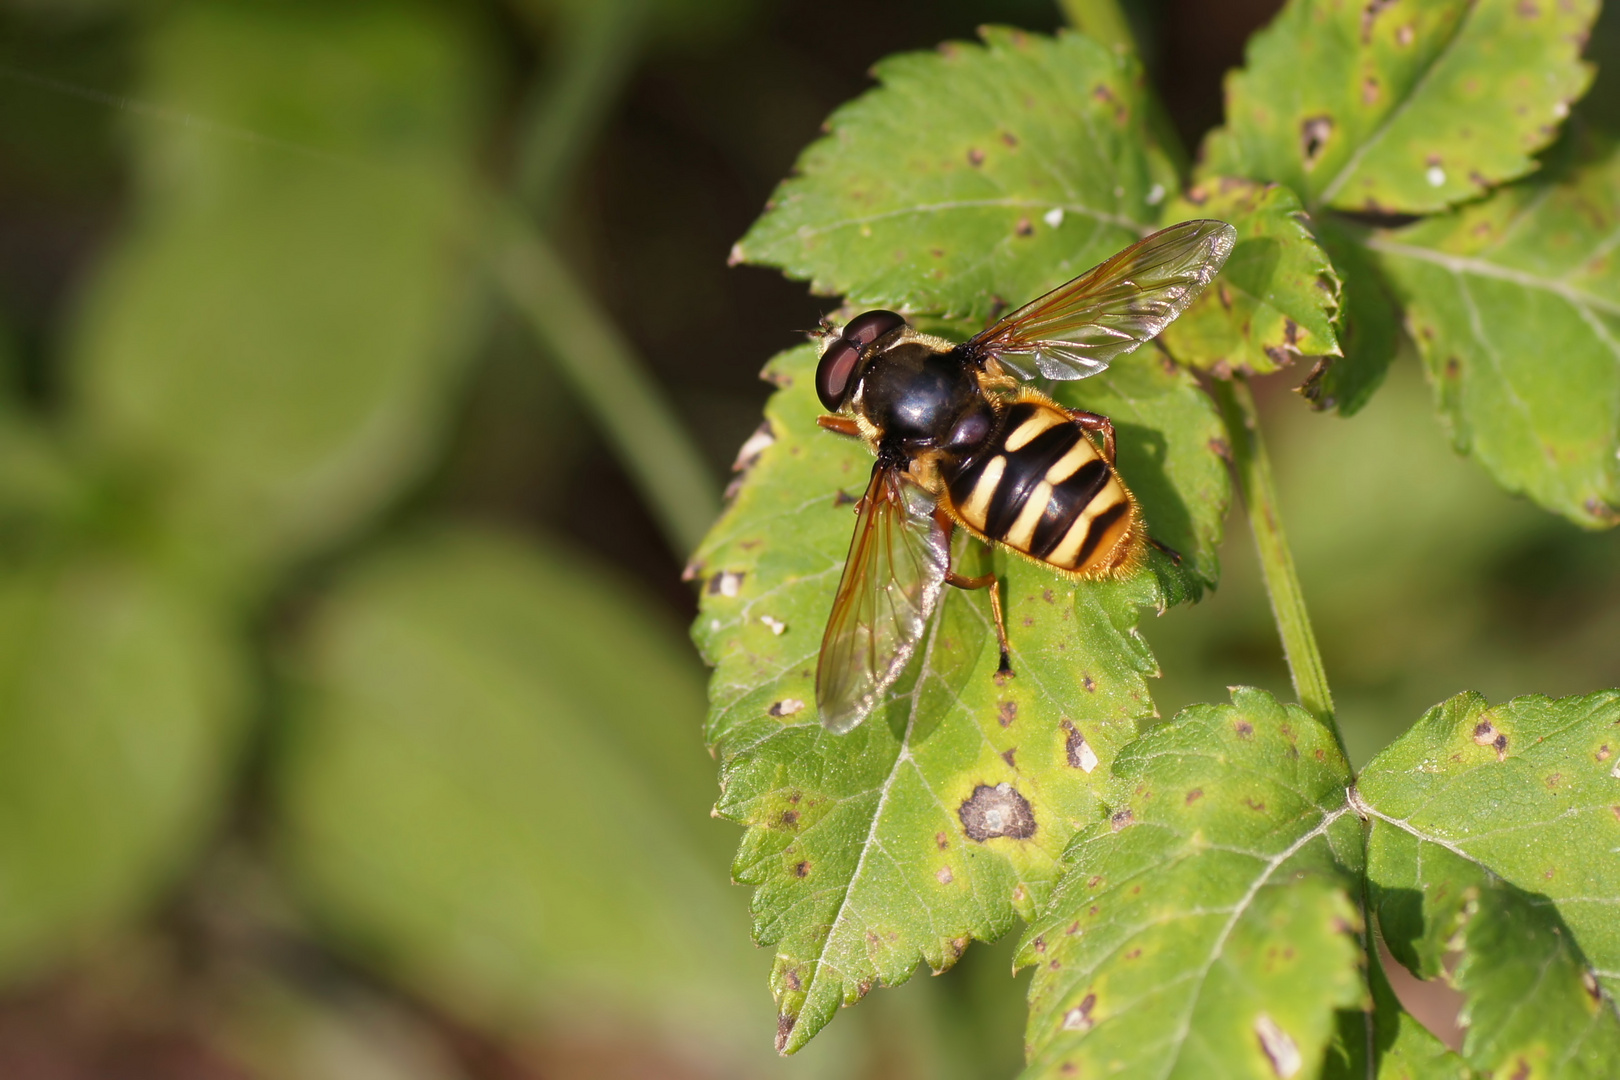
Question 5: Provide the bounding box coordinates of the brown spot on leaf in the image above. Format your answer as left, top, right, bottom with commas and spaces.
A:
1284, 319, 1300, 346
1062, 720, 1099, 771
1086, 875, 1104, 889
1362, 76, 1379, 105
1016, 217, 1034, 237
783, 969, 801, 991
1186, 788, 1204, 804
1584, 969, 1603, 1002
1546, 772, 1562, 789
1301, 116, 1333, 168
1474, 719, 1510, 761
967, 147, 986, 166
1061, 993, 1097, 1032
781, 809, 799, 827
936, 831, 950, 850
1110, 808, 1134, 831
1245, 797, 1267, 813
793, 860, 810, 877
1083, 675, 1097, 692
1033, 937, 1047, 954
1235, 720, 1255, 738
1509, 1058, 1531, 1080
1067, 921, 1081, 935
1596, 744, 1612, 762
776, 1014, 796, 1052
1361, 0, 1396, 42
1518, 0, 1540, 14
1002, 747, 1017, 768
1001, 131, 1018, 147
958, 783, 1037, 841
999, 700, 1018, 727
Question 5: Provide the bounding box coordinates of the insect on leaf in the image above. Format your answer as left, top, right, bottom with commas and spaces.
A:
1019, 688, 1363, 1080
1200, 0, 1597, 215
731, 27, 1177, 323
687, 342, 1228, 1053
1157, 179, 1342, 377
1368, 131, 1620, 529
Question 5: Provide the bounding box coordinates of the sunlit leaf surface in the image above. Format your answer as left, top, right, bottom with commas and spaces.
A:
688, 343, 1228, 1052
1019, 688, 1363, 1080
1369, 135, 1620, 528
1159, 178, 1341, 376
1201, 0, 1596, 214
1358, 691, 1620, 1077
732, 27, 1176, 323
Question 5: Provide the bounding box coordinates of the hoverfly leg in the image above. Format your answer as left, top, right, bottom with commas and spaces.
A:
931, 506, 1014, 676
816, 415, 863, 438
945, 568, 1014, 676
1149, 536, 1183, 565
1065, 408, 1116, 465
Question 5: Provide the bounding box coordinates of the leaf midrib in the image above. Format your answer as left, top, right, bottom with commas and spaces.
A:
1366, 236, 1620, 322
1314, 6, 1477, 209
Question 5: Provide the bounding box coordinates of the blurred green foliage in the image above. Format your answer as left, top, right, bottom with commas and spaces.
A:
0, 0, 1614, 1076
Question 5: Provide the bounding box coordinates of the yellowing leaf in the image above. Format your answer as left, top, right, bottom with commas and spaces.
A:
1160, 178, 1342, 376
1202, 0, 1596, 214
732, 27, 1176, 323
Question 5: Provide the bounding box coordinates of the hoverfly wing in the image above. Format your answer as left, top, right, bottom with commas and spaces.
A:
816, 463, 949, 734
967, 218, 1236, 381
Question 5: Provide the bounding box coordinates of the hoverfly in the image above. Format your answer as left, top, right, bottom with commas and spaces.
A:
813, 218, 1235, 733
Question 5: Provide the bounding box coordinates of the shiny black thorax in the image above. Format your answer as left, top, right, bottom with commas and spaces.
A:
852, 341, 997, 465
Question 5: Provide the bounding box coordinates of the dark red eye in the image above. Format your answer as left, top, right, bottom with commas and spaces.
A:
815, 338, 860, 411
842, 309, 907, 347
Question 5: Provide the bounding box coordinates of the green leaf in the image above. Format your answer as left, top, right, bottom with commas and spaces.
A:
1201, 0, 1597, 214
70, 1, 485, 583
274, 528, 784, 1045
1357, 690, 1620, 1073
0, 551, 244, 982
1298, 216, 1404, 416
731, 26, 1176, 323
1158, 178, 1342, 376
1019, 687, 1363, 1080
1367, 134, 1620, 527
1324, 945, 1475, 1080
688, 342, 1229, 1053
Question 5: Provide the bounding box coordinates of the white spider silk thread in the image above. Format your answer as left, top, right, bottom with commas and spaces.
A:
0, 59, 365, 172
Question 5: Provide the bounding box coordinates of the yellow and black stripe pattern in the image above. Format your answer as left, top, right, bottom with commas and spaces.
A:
944, 399, 1140, 577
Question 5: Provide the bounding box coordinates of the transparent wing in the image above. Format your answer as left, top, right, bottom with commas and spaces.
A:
967, 218, 1236, 381
815, 463, 949, 734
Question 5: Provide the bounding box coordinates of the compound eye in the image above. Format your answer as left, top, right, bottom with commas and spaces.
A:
841, 309, 907, 348
815, 338, 861, 411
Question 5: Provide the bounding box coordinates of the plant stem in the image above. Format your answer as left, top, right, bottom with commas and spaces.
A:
1210, 376, 1340, 737
1058, 0, 1137, 52
514, 0, 644, 224
490, 207, 720, 557
493, 0, 721, 559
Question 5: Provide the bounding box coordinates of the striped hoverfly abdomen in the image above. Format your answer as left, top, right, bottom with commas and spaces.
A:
943, 396, 1142, 580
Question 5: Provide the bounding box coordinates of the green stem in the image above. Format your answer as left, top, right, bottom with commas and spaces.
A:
490, 206, 720, 557
514, 0, 644, 223
1058, 0, 1190, 179
1210, 376, 1340, 738
1058, 0, 1137, 52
